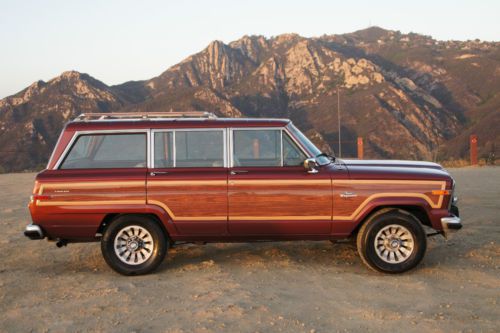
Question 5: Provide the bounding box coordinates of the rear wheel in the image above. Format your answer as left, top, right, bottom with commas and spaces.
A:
101, 215, 167, 275
356, 209, 427, 273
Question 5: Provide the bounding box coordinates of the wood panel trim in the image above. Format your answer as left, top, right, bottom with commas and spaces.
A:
148, 180, 226, 186
229, 216, 331, 221
38, 181, 144, 195
332, 180, 447, 221
229, 179, 331, 186
147, 200, 227, 221
36, 200, 145, 206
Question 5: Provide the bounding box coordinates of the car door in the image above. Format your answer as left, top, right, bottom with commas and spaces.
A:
39, 131, 148, 239
147, 128, 228, 235
228, 127, 333, 236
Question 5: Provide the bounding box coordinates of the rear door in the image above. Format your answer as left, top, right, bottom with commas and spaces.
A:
36, 131, 148, 239
147, 128, 228, 235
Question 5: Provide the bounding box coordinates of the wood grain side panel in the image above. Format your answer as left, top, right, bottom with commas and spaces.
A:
228, 180, 332, 220
147, 181, 227, 220
332, 180, 446, 221
36, 181, 146, 207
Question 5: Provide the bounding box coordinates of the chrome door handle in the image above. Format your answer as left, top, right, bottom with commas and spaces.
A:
150, 171, 168, 176
340, 191, 357, 198
230, 170, 248, 175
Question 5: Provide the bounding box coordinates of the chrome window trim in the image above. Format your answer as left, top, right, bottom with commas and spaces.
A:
151, 128, 227, 169
284, 125, 314, 157
229, 127, 310, 168
53, 129, 150, 170
46, 127, 66, 169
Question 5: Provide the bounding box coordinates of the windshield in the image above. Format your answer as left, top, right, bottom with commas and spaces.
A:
287, 123, 333, 166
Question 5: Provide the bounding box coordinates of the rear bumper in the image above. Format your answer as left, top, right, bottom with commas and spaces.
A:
24, 224, 45, 240
441, 215, 462, 237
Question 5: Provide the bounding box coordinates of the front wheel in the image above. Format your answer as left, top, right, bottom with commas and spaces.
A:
356, 209, 427, 273
101, 215, 168, 275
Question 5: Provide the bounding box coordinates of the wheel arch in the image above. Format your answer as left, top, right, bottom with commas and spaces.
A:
350, 204, 432, 238
97, 212, 173, 242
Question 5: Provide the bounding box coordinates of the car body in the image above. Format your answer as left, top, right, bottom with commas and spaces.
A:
24, 112, 462, 274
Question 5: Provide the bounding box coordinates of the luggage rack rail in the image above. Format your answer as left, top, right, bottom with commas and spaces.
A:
75, 112, 217, 121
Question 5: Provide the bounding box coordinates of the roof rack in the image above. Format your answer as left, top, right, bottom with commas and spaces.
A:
74, 112, 218, 121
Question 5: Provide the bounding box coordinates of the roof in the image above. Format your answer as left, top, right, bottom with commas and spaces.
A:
65, 117, 291, 131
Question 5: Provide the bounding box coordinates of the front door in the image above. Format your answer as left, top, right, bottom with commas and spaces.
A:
147, 129, 228, 235
228, 128, 332, 235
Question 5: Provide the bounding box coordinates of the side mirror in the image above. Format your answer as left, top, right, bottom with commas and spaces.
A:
303, 158, 319, 174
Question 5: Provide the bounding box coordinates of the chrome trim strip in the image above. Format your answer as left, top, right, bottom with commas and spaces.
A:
46, 126, 66, 169
53, 129, 150, 169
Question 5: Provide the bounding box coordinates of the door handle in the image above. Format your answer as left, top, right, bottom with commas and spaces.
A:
230, 170, 248, 175
150, 171, 168, 176
340, 191, 357, 198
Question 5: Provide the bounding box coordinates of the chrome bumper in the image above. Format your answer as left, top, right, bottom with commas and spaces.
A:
441, 215, 462, 237
24, 224, 45, 240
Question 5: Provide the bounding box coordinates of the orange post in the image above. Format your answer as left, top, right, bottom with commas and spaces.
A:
252, 139, 260, 158
470, 135, 478, 165
357, 137, 364, 159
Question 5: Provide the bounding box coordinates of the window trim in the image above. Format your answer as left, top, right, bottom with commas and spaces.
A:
229, 127, 311, 168
54, 129, 150, 170
53, 126, 311, 170
151, 128, 227, 168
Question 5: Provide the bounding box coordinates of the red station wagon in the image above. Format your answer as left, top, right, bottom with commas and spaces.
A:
24, 112, 462, 275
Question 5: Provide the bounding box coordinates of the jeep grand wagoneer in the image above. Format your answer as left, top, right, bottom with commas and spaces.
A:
24, 112, 461, 275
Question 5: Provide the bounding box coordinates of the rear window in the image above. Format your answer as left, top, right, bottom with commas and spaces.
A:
60, 133, 146, 169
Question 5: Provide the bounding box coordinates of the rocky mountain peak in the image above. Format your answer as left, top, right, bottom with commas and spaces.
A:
0, 28, 498, 172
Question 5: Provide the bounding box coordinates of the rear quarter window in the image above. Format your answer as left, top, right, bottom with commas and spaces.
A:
60, 133, 146, 169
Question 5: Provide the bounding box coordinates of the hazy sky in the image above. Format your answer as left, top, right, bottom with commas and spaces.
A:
1, 0, 499, 98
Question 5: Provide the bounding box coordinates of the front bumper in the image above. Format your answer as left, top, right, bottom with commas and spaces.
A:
24, 224, 45, 240
441, 215, 462, 237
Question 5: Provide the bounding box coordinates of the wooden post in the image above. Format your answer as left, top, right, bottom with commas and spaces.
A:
470, 135, 478, 165
357, 137, 364, 159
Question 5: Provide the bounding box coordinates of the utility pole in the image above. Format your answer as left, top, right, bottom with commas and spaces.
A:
337, 86, 342, 157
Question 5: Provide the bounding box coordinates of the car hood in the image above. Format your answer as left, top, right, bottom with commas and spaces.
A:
341, 159, 444, 170
338, 159, 452, 182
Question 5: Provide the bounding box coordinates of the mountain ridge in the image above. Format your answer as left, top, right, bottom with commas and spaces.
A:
1, 27, 498, 172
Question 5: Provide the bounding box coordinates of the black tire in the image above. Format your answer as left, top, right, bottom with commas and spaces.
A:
101, 215, 168, 275
356, 209, 427, 273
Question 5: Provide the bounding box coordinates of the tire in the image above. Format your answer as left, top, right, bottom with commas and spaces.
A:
356, 209, 427, 273
101, 215, 168, 275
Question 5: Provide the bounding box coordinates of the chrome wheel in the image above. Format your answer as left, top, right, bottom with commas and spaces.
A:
374, 224, 414, 264
114, 225, 154, 265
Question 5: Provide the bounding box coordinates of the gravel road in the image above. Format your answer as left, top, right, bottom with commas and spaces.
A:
0, 167, 499, 332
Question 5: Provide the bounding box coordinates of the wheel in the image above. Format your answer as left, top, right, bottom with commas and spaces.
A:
356, 209, 427, 273
101, 215, 168, 275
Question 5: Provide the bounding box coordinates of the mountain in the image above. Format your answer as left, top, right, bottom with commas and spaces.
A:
0, 27, 498, 172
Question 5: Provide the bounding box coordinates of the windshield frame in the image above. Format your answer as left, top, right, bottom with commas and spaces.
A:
286, 123, 333, 166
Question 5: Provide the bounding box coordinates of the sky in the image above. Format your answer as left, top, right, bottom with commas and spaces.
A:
1, 0, 499, 98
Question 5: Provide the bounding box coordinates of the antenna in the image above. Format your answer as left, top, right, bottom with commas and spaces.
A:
337, 87, 342, 158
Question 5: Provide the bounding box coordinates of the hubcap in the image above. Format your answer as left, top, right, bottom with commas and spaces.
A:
114, 225, 154, 265
374, 224, 415, 264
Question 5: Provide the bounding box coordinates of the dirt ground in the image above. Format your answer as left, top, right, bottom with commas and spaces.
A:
0, 167, 499, 332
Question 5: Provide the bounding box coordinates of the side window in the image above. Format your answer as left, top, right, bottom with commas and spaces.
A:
233, 130, 281, 167
283, 132, 307, 166
154, 132, 174, 168
61, 133, 146, 169
176, 130, 224, 167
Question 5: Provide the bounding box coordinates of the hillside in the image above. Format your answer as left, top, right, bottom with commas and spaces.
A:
0, 27, 498, 172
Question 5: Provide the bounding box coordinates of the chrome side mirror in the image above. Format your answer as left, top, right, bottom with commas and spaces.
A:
303, 158, 319, 174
